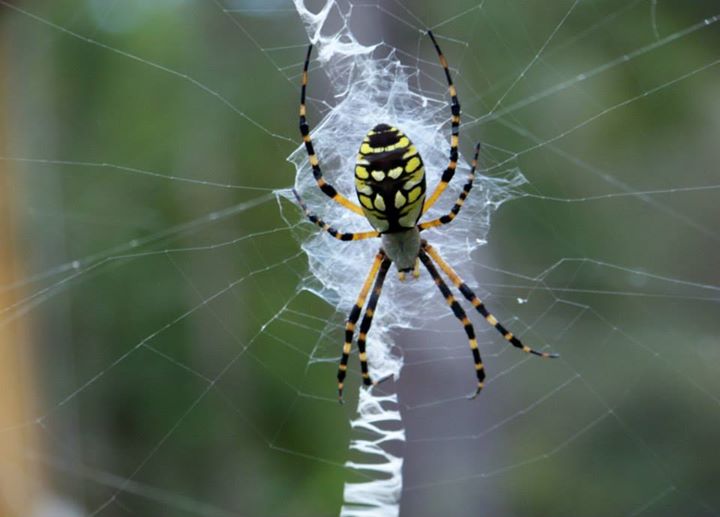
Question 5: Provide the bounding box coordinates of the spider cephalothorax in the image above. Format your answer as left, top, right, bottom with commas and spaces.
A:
292, 31, 558, 402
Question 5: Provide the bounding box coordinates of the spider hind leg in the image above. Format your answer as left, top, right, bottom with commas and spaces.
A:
357, 256, 392, 386
423, 242, 559, 360
418, 249, 486, 398
337, 251, 392, 402
338, 251, 385, 402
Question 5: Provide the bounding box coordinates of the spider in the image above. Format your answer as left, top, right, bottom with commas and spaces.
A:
293, 31, 558, 402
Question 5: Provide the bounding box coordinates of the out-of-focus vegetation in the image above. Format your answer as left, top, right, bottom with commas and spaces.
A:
1, 1, 719, 516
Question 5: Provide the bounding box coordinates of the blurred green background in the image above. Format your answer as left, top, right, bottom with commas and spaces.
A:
1, 1, 719, 516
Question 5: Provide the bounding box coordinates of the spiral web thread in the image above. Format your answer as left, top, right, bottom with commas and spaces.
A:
287, 1, 522, 514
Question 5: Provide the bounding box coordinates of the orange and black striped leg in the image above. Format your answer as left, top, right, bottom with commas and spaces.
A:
299, 45, 364, 217
338, 250, 386, 403
292, 189, 379, 241
356, 256, 392, 386
423, 30, 461, 214
419, 142, 480, 231
423, 242, 559, 359
418, 249, 485, 399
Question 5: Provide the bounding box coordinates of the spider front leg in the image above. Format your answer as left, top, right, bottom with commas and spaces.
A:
299, 45, 365, 217
418, 249, 486, 399
293, 189, 379, 241
338, 251, 387, 403
423, 30, 462, 214
419, 142, 480, 231
423, 242, 559, 359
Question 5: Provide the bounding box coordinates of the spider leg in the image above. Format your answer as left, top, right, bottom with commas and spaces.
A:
356, 255, 392, 386
418, 143, 480, 231
423, 242, 559, 359
300, 45, 364, 217
338, 250, 386, 403
423, 30, 461, 215
418, 249, 485, 399
292, 189, 379, 241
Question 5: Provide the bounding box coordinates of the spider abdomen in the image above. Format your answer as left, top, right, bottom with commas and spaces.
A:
354, 124, 426, 234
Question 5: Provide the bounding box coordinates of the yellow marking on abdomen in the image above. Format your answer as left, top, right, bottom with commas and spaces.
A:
403, 146, 417, 159
371, 170, 385, 181
406, 156, 421, 172
388, 166, 403, 179
398, 211, 419, 228
355, 181, 373, 195
403, 169, 424, 190
407, 186, 423, 203
373, 194, 386, 211
359, 195, 373, 209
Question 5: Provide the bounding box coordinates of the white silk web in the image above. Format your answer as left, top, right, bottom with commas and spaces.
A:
287, 2, 522, 514
1, 1, 720, 516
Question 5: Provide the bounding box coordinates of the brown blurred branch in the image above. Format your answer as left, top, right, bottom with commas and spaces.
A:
0, 33, 45, 514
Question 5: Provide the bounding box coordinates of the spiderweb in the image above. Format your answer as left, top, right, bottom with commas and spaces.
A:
1, 0, 719, 516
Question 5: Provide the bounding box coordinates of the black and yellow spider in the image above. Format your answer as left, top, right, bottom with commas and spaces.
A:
293, 31, 558, 402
